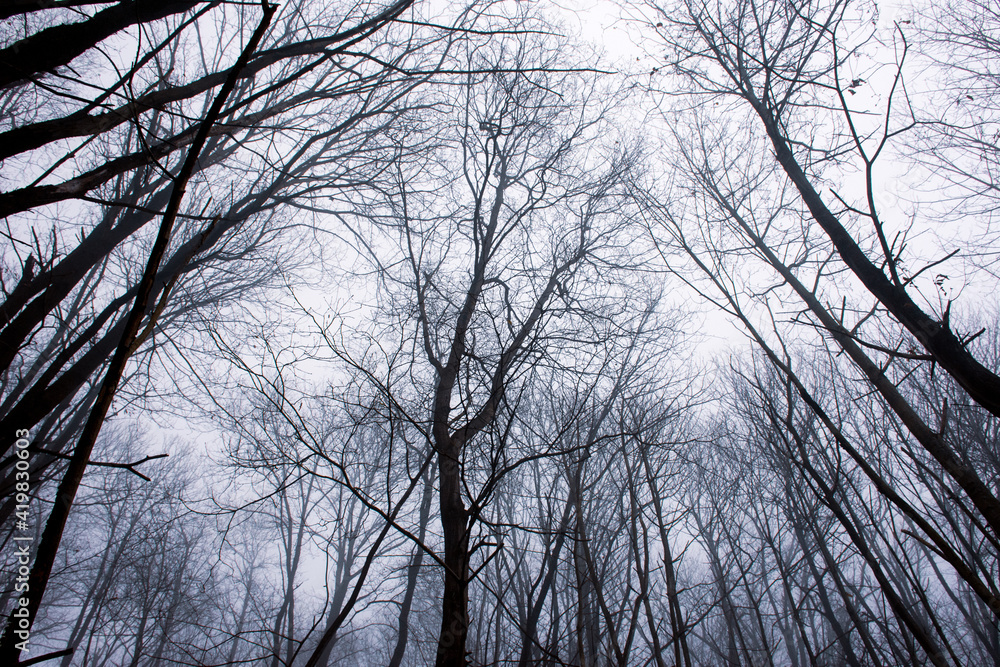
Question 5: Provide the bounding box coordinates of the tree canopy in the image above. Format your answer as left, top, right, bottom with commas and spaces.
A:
1, 0, 998, 665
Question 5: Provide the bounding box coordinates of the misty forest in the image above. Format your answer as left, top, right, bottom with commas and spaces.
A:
1, 0, 999, 665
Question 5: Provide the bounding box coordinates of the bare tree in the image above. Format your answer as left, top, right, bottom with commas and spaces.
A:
638, 0, 1000, 418
315, 22, 643, 662
0, 0, 479, 660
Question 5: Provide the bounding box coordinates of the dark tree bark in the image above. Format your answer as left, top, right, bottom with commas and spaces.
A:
0, 6, 277, 660
0, 0, 203, 90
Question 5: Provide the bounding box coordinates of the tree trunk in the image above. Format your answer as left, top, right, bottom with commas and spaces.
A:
389, 468, 434, 667
435, 435, 470, 667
